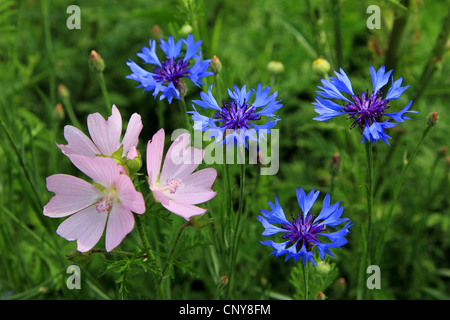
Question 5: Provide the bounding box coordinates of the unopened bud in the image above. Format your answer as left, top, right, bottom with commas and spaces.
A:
180, 24, 193, 37
125, 147, 142, 173
152, 25, 164, 39
54, 103, 65, 121
427, 112, 439, 127
317, 292, 326, 300
89, 50, 105, 73
210, 55, 222, 74
312, 58, 331, 76
267, 60, 285, 75
220, 275, 229, 286
438, 146, 448, 158
58, 84, 70, 100
328, 152, 341, 176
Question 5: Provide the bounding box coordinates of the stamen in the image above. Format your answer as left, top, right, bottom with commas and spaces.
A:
96, 197, 113, 214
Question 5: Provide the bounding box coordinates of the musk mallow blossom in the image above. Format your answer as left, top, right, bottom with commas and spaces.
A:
312, 65, 418, 145
146, 128, 217, 220
58, 104, 143, 161
258, 188, 352, 266
188, 83, 283, 148
126, 34, 213, 104
43, 155, 145, 252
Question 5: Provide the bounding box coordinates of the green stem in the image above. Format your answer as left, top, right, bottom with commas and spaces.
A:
158, 221, 191, 299
302, 262, 309, 300
384, 0, 410, 71
375, 124, 433, 264
227, 162, 245, 299
62, 95, 81, 128
214, 74, 222, 106
98, 72, 111, 115
178, 97, 192, 134
331, 0, 343, 67
363, 142, 374, 300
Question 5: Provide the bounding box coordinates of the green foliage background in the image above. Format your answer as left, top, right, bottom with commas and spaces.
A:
0, 0, 449, 300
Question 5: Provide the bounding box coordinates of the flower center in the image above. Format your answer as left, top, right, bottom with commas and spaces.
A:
342, 90, 390, 129
153, 57, 190, 87
96, 196, 113, 214
281, 213, 326, 250
165, 178, 182, 194
213, 99, 261, 131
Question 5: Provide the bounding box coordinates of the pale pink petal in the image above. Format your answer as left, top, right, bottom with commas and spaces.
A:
151, 188, 170, 206
146, 129, 165, 186
116, 174, 145, 214
126, 146, 139, 160
169, 168, 217, 204
121, 113, 143, 156
44, 174, 103, 217
105, 203, 135, 252
57, 125, 100, 157
87, 105, 122, 155
160, 134, 204, 182
68, 154, 119, 189
56, 205, 108, 252
161, 200, 207, 220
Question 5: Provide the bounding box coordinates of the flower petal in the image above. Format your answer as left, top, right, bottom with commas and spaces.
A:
147, 129, 165, 186
57, 125, 100, 157
87, 105, 122, 156
56, 205, 108, 252
121, 113, 143, 156
116, 174, 145, 214
68, 154, 120, 189
105, 203, 135, 252
44, 174, 102, 218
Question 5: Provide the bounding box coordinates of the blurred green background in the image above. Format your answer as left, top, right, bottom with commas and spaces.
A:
0, 0, 449, 300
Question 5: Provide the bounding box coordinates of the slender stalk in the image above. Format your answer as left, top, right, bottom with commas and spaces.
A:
227, 162, 245, 299
331, 0, 343, 67
158, 221, 191, 299
375, 124, 433, 264
178, 96, 192, 134
384, 0, 410, 71
363, 142, 374, 300
61, 94, 81, 128
302, 262, 309, 300
98, 72, 111, 115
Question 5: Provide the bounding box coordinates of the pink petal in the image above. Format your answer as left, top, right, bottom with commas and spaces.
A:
56, 205, 108, 252
44, 174, 103, 217
57, 125, 100, 157
105, 203, 135, 252
160, 133, 204, 182
146, 129, 165, 186
121, 113, 143, 156
169, 168, 217, 204
116, 174, 145, 214
151, 188, 170, 206
87, 105, 122, 156
161, 200, 207, 220
68, 154, 119, 189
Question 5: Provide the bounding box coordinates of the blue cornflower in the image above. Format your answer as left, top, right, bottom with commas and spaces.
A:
126, 34, 213, 104
258, 188, 352, 266
312, 65, 418, 146
188, 83, 283, 148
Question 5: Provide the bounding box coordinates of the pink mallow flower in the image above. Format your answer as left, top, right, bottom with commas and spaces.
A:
43, 154, 145, 252
58, 104, 143, 160
146, 129, 217, 220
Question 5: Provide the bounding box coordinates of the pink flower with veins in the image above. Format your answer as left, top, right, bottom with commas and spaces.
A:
58, 104, 143, 160
43, 154, 145, 252
147, 129, 217, 220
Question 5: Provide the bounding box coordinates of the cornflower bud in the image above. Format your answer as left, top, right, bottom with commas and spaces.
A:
89, 50, 105, 73
427, 112, 439, 127
312, 58, 331, 76
267, 60, 285, 75
210, 55, 222, 74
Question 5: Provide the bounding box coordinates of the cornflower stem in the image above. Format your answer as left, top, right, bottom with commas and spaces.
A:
178, 96, 192, 134
158, 221, 191, 299
384, 0, 410, 71
302, 262, 309, 300
363, 142, 374, 300
61, 95, 81, 129
375, 124, 433, 264
331, 0, 343, 68
98, 72, 111, 115
214, 74, 222, 106
228, 162, 246, 299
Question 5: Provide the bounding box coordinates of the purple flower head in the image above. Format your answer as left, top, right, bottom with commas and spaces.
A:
312, 65, 418, 146
258, 188, 352, 266
126, 34, 213, 104
188, 83, 283, 148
